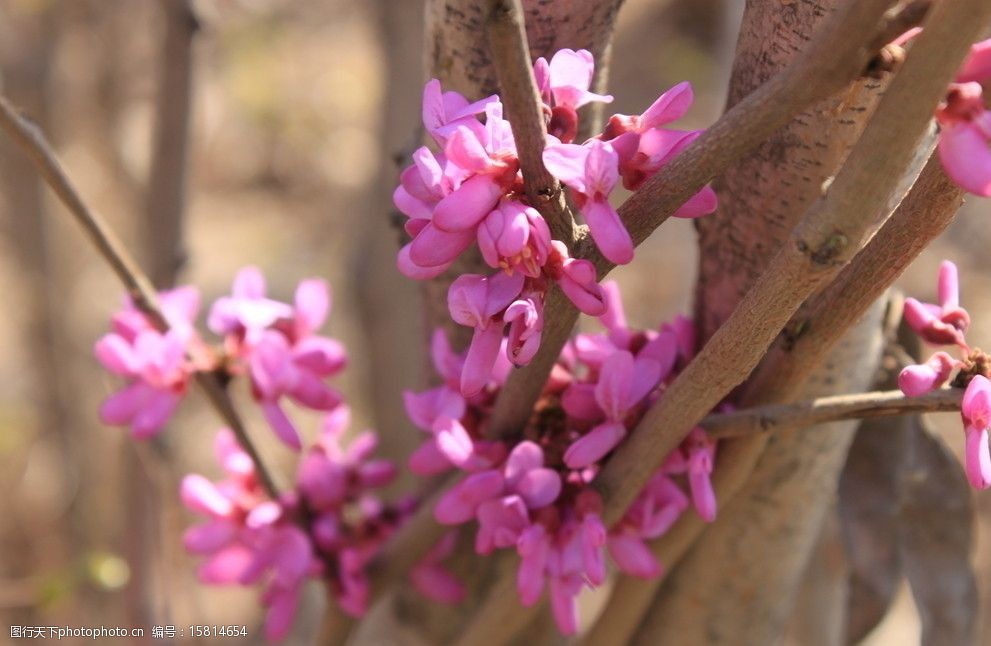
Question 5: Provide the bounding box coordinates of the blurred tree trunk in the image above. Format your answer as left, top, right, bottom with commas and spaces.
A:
121, 1, 198, 640
632, 0, 891, 642
0, 1, 81, 625
350, 0, 426, 484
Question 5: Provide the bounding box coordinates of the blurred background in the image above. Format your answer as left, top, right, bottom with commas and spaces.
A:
0, 0, 987, 643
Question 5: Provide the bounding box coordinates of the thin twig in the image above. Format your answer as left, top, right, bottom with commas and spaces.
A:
483, 0, 926, 440
703, 389, 962, 438
0, 94, 282, 501
484, 0, 576, 245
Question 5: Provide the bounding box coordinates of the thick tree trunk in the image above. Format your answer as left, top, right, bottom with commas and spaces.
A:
633, 1, 891, 642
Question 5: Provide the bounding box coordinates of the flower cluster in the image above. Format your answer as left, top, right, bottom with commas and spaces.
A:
898, 260, 991, 490
395, 49, 716, 397
95, 267, 346, 449
406, 281, 718, 634
180, 405, 424, 640
895, 31, 991, 196
97, 268, 463, 640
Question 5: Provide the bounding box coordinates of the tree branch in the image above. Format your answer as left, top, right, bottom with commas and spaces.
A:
594, 0, 989, 528
455, 0, 984, 639
0, 94, 282, 501
484, 0, 576, 244
586, 142, 964, 646
483, 0, 924, 440
703, 389, 962, 438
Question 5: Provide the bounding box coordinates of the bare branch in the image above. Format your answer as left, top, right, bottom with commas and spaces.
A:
484, 0, 576, 244
0, 94, 282, 501
594, 0, 990, 527
483, 0, 918, 439
703, 389, 962, 438
586, 144, 964, 646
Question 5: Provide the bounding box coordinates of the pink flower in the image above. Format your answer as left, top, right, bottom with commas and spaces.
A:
564, 350, 663, 468
597, 81, 718, 216
903, 260, 971, 347
936, 82, 991, 197
208, 267, 293, 344
546, 241, 608, 316
211, 269, 347, 449
962, 375, 991, 489
898, 351, 957, 397
421, 78, 497, 146
533, 48, 613, 142
181, 431, 316, 642
477, 199, 552, 278
95, 328, 190, 438
110, 285, 201, 343
543, 138, 632, 264
957, 38, 991, 84
448, 271, 525, 396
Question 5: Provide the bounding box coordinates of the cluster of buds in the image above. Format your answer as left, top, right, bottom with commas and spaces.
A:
96, 268, 463, 640
395, 49, 716, 397
898, 261, 991, 490
405, 282, 718, 634
893, 31, 991, 196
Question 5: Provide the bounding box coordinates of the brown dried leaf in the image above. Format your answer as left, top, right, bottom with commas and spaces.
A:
900, 417, 977, 646
839, 416, 907, 644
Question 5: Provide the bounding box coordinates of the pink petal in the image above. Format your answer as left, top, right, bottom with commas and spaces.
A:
504, 441, 544, 485
584, 140, 619, 197
262, 402, 302, 450
515, 468, 562, 509
561, 382, 603, 420
549, 577, 581, 636
293, 279, 329, 336
292, 336, 347, 376
460, 323, 505, 397
938, 121, 991, 197
516, 525, 549, 606
963, 374, 991, 429
903, 297, 939, 334
563, 421, 627, 469
597, 281, 627, 333
130, 390, 180, 439
181, 474, 234, 518
409, 222, 477, 267
410, 564, 466, 604
434, 470, 505, 524
432, 174, 504, 232
639, 81, 694, 129
182, 520, 237, 554
397, 243, 450, 280
543, 143, 589, 192
289, 373, 342, 411
582, 198, 633, 265
198, 545, 254, 584
98, 382, 145, 426
957, 39, 991, 84
595, 351, 635, 420
263, 585, 301, 642
475, 496, 530, 553
965, 427, 991, 489
94, 334, 141, 375
938, 260, 961, 309
232, 266, 266, 298
434, 416, 475, 466
673, 185, 719, 219
607, 533, 662, 578
409, 439, 454, 476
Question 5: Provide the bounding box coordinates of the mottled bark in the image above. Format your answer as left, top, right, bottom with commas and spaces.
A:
637, 0, 892, 642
